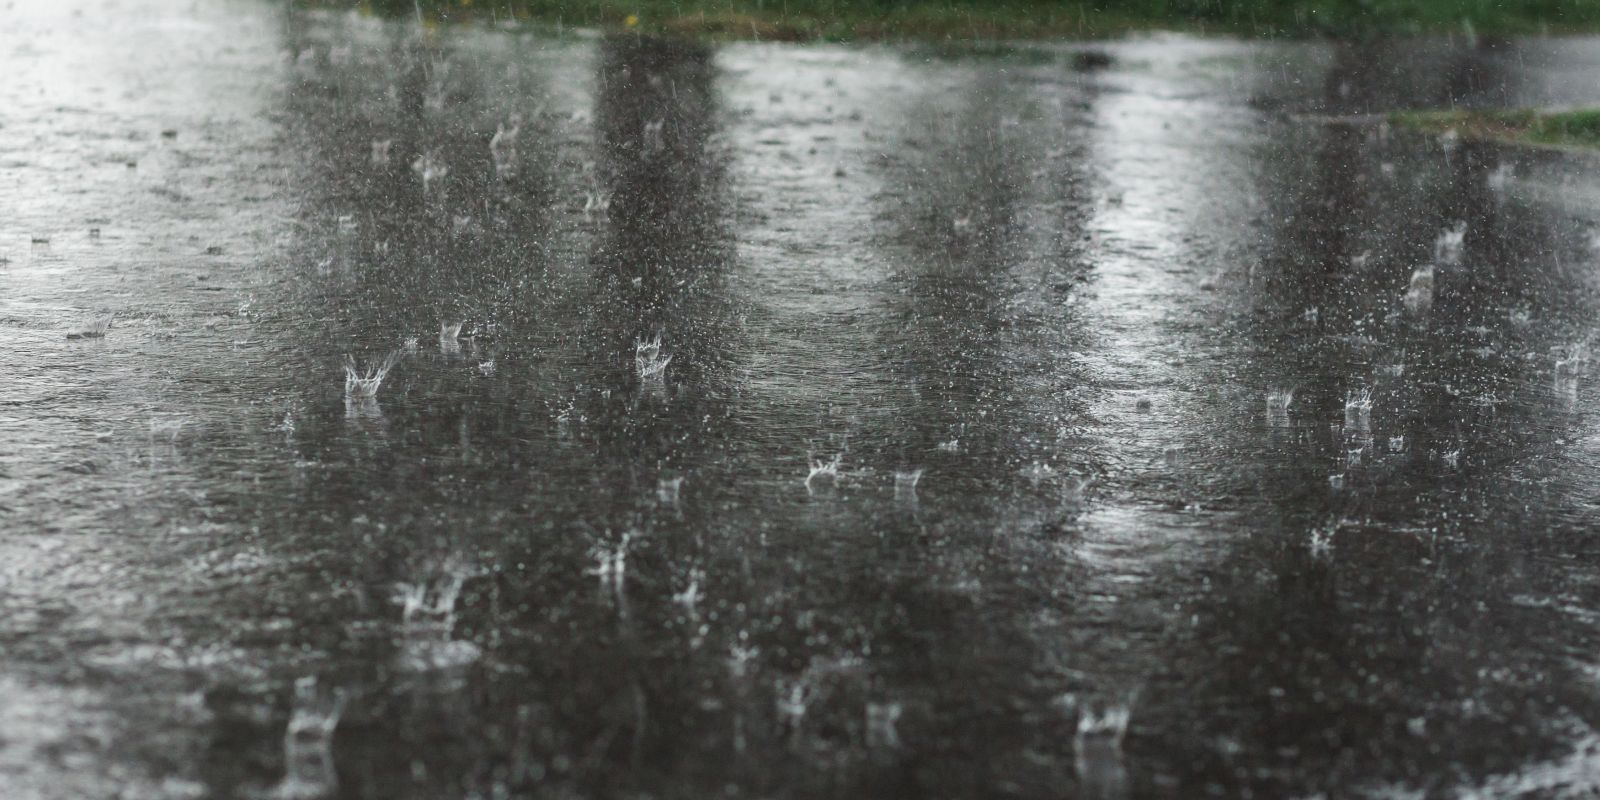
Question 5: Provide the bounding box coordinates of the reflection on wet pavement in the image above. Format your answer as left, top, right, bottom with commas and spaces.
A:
4, 1, 1600, 797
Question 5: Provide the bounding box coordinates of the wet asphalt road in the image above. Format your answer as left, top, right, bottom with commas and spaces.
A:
5, 1, 1600, 797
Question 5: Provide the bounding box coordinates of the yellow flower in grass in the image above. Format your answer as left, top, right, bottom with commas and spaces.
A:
625, 14, 639, 27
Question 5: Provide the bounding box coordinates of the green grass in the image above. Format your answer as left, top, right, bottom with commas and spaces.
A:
312, 0, 1600, 41
1391, 108, 1600, 150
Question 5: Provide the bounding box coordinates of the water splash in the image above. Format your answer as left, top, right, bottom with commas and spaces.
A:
1487, 162, 1511, 193
727, 640, 760, 680
1076, 701, 1130, 742
775, 678, 810, 736
1555, 346, 1589, 409
805, 453, 843, 492
439, 321, 463, 356
394, 573, 467, 633
1344, 388, 1373, 431
1021, 461, 1057, 487
148, 415, 186, 448
583, 190, 612, 219
1433, 221, 1466, 264
553, 398, 581, 433
1404, 265, 1435, 316
1067, 695, 1132, 800
392, 556, 484, 673
672, 568, 704, 616
489, 114, 521, 179
343, 351, 401, 398
1309, 522, 1335, 560
411, 151, 447, 196
893, 468, 923, 501
1266, 387, 1294, 426
66, 313, 114, 340
276, 676, 347, 799
420, 56, 452, 109
587, 530, 634, 599
1063, 474, 1093, 506
1556, 374, 1582, 410
657, 476, 685, 505
1562, 340, 1593, 374
865, 701, 903, 749
635, 333, 672, 380
642, 118, 665, 155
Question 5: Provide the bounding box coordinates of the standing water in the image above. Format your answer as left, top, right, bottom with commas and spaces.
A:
4, 2, 1600, 798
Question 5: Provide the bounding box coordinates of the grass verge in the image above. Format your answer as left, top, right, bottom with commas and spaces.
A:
1390, 109, 1600, 151
309, 0, 1600, 41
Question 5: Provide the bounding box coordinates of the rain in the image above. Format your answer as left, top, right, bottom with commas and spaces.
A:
4, 0, 1600, 798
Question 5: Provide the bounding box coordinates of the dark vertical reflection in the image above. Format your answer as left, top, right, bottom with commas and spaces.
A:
193, 15, 611, 799
877, 71, 1098, 481
816, 67, 1106, 798
469, 35, 750, 800
576, 33, 740, 455
1141, 43, 1600, 795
